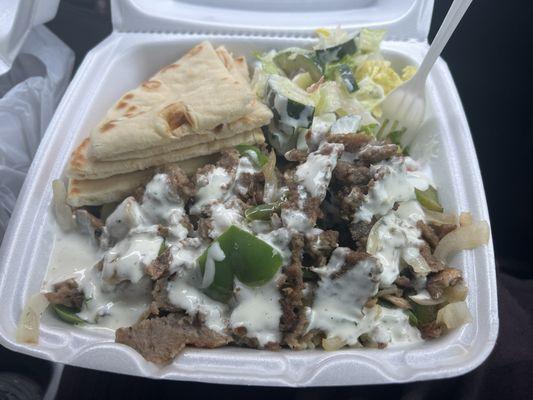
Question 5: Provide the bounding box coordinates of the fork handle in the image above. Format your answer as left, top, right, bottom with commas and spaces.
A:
414, 0, 474, 84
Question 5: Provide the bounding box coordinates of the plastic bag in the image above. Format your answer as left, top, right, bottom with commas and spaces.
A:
0, 26, 74, 240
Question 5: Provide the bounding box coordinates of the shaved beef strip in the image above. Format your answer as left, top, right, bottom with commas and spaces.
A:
333, 161, 371, 186
279, 235, 307, 349
44, 279, 84, 310
426, 268, 463, 299
115, 312, 231, 364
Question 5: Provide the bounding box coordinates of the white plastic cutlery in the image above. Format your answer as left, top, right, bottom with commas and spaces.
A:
381, 0, 474, 146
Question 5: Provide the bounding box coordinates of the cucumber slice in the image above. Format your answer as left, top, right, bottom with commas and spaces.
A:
267, 75, 315, 128
292, 72, 313, 90
316, 37, 358, 65
274, 48, 323, 81
335, 64, 358, 93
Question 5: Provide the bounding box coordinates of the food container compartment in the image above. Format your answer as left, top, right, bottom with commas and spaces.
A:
0, 0, 498, 386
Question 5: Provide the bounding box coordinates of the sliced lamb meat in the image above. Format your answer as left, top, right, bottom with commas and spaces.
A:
325, 132, 372, 152
146, 246, 172, 280
216, 148, 240, 170
337, 186, 365, 221
305, 230, 338, 267
156, 164, 196, 202
349, 219, 374, 249
115, 312, 231, 364
151, 274, 181, 314
197, 217, 214, 240
426, 267, 463, 299
419, 242, 446, 272
284, 149, 308, 163
381, 294, 411, 309
428, 222, 457, 240
74, 209, 104, 244
419, 321, 444, 339
232, 326, 280, 350
234, 170, 265, 205
44, 279, 84, 310
279, 235, 307, 349
358, 143, 398, 164
333, 161, 371, 186
417, 221, 440, 250
394, 275, 413, 289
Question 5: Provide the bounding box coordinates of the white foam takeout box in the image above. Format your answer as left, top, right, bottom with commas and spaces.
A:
0, 0, 498, 386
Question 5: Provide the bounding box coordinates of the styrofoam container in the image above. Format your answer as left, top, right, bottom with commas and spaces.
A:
0, 0, 498, 386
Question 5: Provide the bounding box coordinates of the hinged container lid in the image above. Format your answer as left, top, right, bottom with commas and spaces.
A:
112, 0, 434, 41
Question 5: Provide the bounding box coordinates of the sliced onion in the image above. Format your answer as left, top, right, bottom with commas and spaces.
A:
409, 289, 446, 306
366, 217, 381, 255
444, 281, 468, 302
423, 209, 457, 225
434, 221, 490, 261
436, 301, 472, 330
322, 336, 346, 351
459, 212, 472, 227
52, 180, 75, 231
403, 252, 432, 276
262, 150, 278, 203
16, 293, 49, 344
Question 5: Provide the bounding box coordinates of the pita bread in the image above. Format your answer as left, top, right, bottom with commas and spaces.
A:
100, 101, 271, 161
89, 41, 258, 161
66, 154, 218, 207
216, 46, 250, 84
68, 129, 264, 180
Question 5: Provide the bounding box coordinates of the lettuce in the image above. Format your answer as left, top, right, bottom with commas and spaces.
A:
357, 28, 386, 54
254, 50, 284, 75
355, 60, 403, 94
312, 79, 379, 126
314, 27, 354, 50
313, 81, 343, 115
401, 65, 417, 81
354, 77, 386, 116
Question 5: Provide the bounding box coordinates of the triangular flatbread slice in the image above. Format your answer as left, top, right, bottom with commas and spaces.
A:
66, 154, 218, 207
67, 129, 264, 180
89, 41, 258, 161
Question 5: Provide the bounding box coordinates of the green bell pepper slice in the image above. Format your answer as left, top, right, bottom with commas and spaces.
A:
199, 226, 283, 302
51, 304, 86, 325
245, 202, 283, 221
415, 186, 443, 213
235, 145, 268, 168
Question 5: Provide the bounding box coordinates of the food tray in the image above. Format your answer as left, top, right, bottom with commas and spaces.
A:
0, 0, 498, 386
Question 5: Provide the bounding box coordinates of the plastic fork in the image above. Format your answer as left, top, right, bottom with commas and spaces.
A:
380, 0, 474, 146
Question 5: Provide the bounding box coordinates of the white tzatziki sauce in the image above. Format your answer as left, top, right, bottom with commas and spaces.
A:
230, 274, 283, 347
294, 142, 343, 200
355, 157, 431, 223
305, 247, 382, 345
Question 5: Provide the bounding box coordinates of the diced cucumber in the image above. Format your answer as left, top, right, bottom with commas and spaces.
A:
316, 37, 358, 65
274, 48, 323, 81
292, 72, 313, 90
336, 64, 358, 93
267, 75, 315, 129
266, 75, 315, 155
